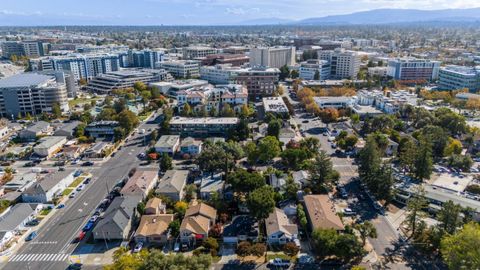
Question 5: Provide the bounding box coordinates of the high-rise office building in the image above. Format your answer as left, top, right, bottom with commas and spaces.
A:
387, 58, 440, 81
321, 49, 360, 79
235, 67, 280, 100
29, 53, 121, 80
182, 46, 217, 60
158, 60, 200, 79
0, 73, 70, 118
249, 47, 296, 68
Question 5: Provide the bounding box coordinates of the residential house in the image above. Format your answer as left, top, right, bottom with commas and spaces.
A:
179, 137, 203, 156
22, 170, 75, 203
144, 197, 166, 215
266, 208, 298, 245
83, 141, 110, 159
0, 203, 41, 250
292, 170, 310, 187
154, 135, 180, 155
268, 174, 286, 191
33, 136, 67, 158
53, 121, 81, 139
121, 169, 159, 199
303, 195, 345, 232
180, 201, 217, 244
223, 215, 259, 245
199, 173, 224, 200
19, 121, 51, 141
155, 170, 188, 201
85, 121, 118, 139
134, 214, 174, 245
93, 195, 141, 241
385, 139, 399, 156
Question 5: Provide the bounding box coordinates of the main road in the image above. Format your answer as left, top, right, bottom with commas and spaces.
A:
1, 116, 159, 270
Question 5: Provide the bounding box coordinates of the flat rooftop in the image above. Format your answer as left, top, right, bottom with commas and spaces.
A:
170, 117, 239, 125
0, 73, 53, 88
431, 173, 472, 193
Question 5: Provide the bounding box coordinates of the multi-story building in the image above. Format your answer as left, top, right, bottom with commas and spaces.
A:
0, 73, 69, 118
321, 49, 360, 80
438, 65, 480, 92
158, 60, 200, 79
182, 46, 217, 60
86, 69, 172, 94
177, 84, 248, 113
85, 121, 119, 139
149, 79, 209, 97
1, 41, 45, 59
387, 58, 440, 82
314, 96, 354, 109
262, 97, 289, 116
124, 49, 165, 69
200, 64, 244, 85
356, 89, 418, 114
235, 67, 280, 100
367, 67, 388, 78
169, 117, 239, 137
299, 59, 331, 80
29, 53, 121, 80
249, 47, 296, 68
201, 54, 249, 66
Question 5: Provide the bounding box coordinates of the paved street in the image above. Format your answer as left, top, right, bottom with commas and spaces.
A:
1, 116, 159, 270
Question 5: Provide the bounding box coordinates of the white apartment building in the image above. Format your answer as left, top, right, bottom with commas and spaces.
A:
387, 58, 441, 81
262, 97, 289, 115
177, 84, 248, 113
367, 67, 388, 78
200, 64, 243, 85
356, 89, 418, 114
329, 49, 360, 79
182, 46, 217, 60
249, 47, 296, 68
158, 60, 200, 78
299, 59, 331, 80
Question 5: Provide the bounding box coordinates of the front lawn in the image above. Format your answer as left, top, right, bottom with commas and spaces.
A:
266, 253, 295, 261
68, 177, 85, 188
39, 208, 52, 216
62, 188, 73, 196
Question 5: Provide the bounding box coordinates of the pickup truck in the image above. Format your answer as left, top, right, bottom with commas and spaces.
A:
268, 258, 290, 267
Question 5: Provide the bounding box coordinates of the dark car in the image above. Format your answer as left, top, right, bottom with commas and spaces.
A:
67, 263, 83, 270
24, 162, 36, 167
82, 161, 94, 166
25, 231, 38, 241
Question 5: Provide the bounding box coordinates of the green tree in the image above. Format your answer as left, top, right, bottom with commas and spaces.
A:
437, 200, 463, 235
313, 69, 320, 80
181, 103, 193, 117
117, 110, 139, 133
267, 119, 282, 138
133, 81, 147, 93
245, 141, 258, 165
398, 137, 417, 173
447, 154, 473, 171
140, 90, 152, 109
228, 169, 265, 194
414, 137, 433, 181
247, 186, 276, 221
168, 220, 180, 237
159, 153, 173, 172
405, 186, 428, 238
257, 136, 281, 164
358, 136, 381, 181
309, 151, 338, 193
283, 176, 300, 200
281, 148, 309, 170
221, 104, 235, 117
75, 123, 86, 138
299, 137, 320, 158
441, 222, 480, 270
51, 102, 62, 118
444, 138, 463, 156
355, 221, 377, 246
279, 64, 290, 80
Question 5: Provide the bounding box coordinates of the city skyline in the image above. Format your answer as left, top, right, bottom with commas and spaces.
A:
1, 0, 480, 25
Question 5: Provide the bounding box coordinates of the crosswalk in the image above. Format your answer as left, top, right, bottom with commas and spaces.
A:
9, 253, 69, 262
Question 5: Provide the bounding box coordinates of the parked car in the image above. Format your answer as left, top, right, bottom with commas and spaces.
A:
25, 231, 38, 241
133, 242, 143, 253
67, 263, 83, 270
82, 161, 94, 166
69, 192, 77, 198
76, 185, 85, 192
73, 170, 82, 177
90, 215, 99, 223
343, 208, 356, 216
173, 242, 180, 252
77, 231, 86, 241
83, 178, 91, 184
26, 219, 39, 226
269, 258, 290, 267
57, 204, 65, 209
82, 221, 94, 231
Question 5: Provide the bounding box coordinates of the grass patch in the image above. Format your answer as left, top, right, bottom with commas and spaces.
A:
211, 256, 221, 263
68, 97, 100, 107
68, 177, 85, 188
39, 208, 52, 216
62, 188, 73, 196
266, 253, 294, 262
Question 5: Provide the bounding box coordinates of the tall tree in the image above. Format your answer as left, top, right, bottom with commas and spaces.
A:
355, 221, 378, 246
309, 151, 338, 193
257, 136, 281, 164
405, 186, 428, 238
414, 137, 433, 181
267, 119, 282, 138
51, 102, 62, 118
437, 200, 463, 235
441, 222, 480, 270
247, 186, 275, 221
398, 137, 417, 173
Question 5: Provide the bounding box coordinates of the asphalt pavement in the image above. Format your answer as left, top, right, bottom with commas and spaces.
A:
1, 117, 159, 270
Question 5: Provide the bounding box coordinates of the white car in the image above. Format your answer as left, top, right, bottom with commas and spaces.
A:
343, 208, 356, 216
269, 258, 290, 267
133, 242, 143, 253
76, 185, 85, 192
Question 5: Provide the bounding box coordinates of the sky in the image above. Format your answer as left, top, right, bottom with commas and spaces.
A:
1, 0, 480, 25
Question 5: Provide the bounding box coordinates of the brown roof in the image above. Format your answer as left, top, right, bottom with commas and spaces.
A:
135, 214, 174, 238
145, 197, 163, 215
265, 207, 298, 237
304, 195, 345, 231
185, 201, 217, 222
121, 169, 158, 196
180, 215, 210, 235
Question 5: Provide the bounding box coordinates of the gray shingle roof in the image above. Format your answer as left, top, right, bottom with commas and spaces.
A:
93, 196, 141, 234
0, 203, 37, 232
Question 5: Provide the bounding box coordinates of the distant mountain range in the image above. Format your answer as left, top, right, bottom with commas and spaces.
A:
295, 8, 480, 25
1, 8, 480, 26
